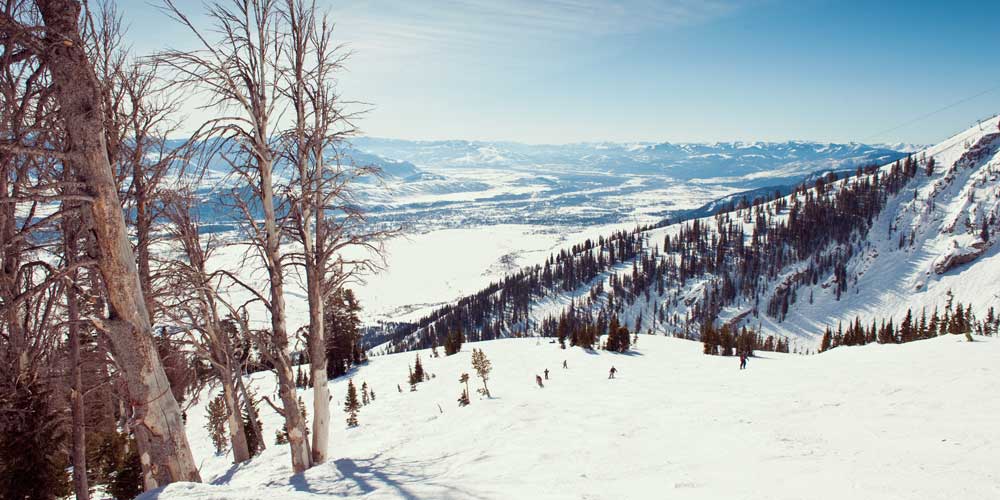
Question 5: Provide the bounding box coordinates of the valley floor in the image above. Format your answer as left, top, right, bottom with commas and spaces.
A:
147, 335, 1000, 500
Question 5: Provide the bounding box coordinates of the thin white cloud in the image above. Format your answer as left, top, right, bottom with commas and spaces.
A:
329, 0, 740, 61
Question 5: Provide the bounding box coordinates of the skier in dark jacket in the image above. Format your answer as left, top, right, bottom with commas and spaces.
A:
562, 360, 568, 369
608, 366, 617, 379
739, 353, 748, 370
544, 368, 549, 380
536, 375, 544, 388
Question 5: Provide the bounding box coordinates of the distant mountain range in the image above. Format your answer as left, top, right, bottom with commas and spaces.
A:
351, 137, 915, 184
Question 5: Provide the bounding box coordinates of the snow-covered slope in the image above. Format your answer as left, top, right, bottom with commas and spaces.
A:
148, 335, 1000, 500
386, 115, 1000, 352
759, 116, 1000, 340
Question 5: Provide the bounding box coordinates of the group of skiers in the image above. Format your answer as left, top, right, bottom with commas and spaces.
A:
534, 361, 620, 387
534, 352, 749, 388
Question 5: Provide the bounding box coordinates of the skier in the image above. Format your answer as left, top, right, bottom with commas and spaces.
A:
608, 366, 617, 379
536, 375, 544, 388
739, 353, 748, 370
562, 360, 568, 369
544, 368, 550, 380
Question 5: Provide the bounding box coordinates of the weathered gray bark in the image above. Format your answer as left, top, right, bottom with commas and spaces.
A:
306, 272, 329, 463
284, 1, 330, 462
65, 223, 90, 500
236, 372, 266, 453
260, 152, 312, 472
220, 368, 251, 462
35, 0, 200, 489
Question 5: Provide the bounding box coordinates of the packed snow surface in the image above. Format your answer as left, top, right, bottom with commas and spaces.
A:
150, 334, 999, 500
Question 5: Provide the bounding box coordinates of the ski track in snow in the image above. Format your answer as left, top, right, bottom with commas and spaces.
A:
150, 335, 1000, 500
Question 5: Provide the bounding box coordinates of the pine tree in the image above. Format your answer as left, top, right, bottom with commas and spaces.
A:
242, 388, 265, 457
0, 379, 71, 500
471, 349, 493, 398
918, 308, 928, 339
445, 327, 464, 356
458, 373, 471, 407
900, 309, 914, 343
361, 382, 370, 406
205, 393, 229, 455
325, 288, 364, 378
412, 354, 425, 384
929, 307, 939, 337
99, 432, 143, 500
557, 315, 568, 349
344, 379, 360, 427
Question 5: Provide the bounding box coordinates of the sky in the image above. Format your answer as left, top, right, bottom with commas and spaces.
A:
125, 0, 1000, 145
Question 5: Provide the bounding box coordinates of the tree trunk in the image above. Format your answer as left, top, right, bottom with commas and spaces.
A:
135, 180, 155, 320
236, 373, 265, 453
260, 154, 311, 473
220, 369, 251, 463
307, 275, 329, 464
65, 222, 90, 500
36, 0, 200, 489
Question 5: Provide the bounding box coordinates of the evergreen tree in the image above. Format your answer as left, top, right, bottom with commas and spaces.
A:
242, 388, 265, 457
101, 433, 143, 500
929, 307, 939, 337
325, 288, 365, 378
458, 373, 471, 407
444, 327, 464, 356
205, 393, 229, 455
344, 379, 360, 427
900, 309, 914, 343
557, 315, 568, 349
0, 379, 71, 500
410, 354, 425, 385
361, 382, 370, 406
471, 349, 493, 398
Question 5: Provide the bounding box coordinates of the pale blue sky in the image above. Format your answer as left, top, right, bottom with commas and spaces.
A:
127, 0, 1000, 144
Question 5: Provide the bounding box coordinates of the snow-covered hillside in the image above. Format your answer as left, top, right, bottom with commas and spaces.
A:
148, 335, 1000, 500
385, 116, 1000, 352
757, 115, 1000, 339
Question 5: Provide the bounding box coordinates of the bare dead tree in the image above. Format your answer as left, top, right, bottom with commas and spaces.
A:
278, 0, 392, 464
2, 0, 202, 489
157, 0, 312, 473
159, 185, 253, 463
84, 2, 188, 326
